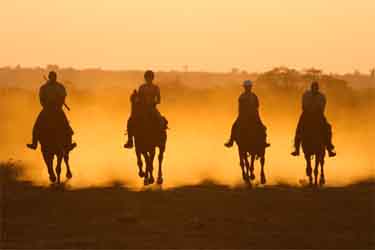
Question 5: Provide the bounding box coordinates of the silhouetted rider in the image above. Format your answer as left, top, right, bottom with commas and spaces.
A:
124, 70, 167, 149
225, 80, 270, 148
27, 71, 76, 151
291, 81, 336, 157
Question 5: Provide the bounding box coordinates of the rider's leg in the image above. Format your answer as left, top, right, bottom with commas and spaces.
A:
256, 114, 270, 147
261, 127, 271, 147
152, 108, 168, 131
225, 118, 238, 147
61, 110, 76, 150
66, 134, 77, 152
124, 116, 134, 148
324, 118, 336, 157
26, 124, 39, 150
291, 114, 303, 156
27, 112, 43, 150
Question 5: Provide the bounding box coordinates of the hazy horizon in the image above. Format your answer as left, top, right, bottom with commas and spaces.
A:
1, 0, 374, 73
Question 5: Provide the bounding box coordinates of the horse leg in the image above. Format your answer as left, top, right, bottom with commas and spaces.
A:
42, 150, 56, 183
260, 156, 266, 185
244, 153, 251, 183
238, 149, 246, 182
148, 148, 156, 184
64, 152, 72, 179
136, 149, 145, 178
249, 154, 256, 180
157, 146, 165, 185
314, 155, 319, 186
319, 154, 326, 186
143, 153, 150, 185
55, 153, 63, 184
305, 154, 313, 185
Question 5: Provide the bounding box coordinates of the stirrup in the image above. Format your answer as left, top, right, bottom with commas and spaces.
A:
291, 151, 300, 156
67, 143, 77, 152
26, 143, 37, 150
328, 150, 336, 157
124, 141, 133, 149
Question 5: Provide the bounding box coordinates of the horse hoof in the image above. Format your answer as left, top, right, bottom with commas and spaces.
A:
144, 178, 149, 186
244, 176, 250, 184
49, 175, 56, 183
242, 173, 247, 181
138, 171, 145, 178
66, 172, 73, 179
319, 177, 325, 186
261, 175, 266, 185
157, 177, 163, 185
250, 174, 256, 180
149, 176, 155, 184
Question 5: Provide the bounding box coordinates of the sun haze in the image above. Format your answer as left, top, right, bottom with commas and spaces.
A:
1, 0, 374, 73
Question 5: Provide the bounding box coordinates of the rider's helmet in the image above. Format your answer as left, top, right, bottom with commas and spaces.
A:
144, 70, 155, 81
48, 71, 57, 82
243, 80, 253, 87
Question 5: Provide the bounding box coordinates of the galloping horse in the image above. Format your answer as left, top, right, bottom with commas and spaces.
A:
39, 112, 73, 184
130, 92, 167, 186
301, 114, 326, 186
234, 121, 268, 185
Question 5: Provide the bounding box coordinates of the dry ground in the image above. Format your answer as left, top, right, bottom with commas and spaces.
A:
1, 164, 374, 249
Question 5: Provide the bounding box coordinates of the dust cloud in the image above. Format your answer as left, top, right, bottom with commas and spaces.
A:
1, 68, 374, 188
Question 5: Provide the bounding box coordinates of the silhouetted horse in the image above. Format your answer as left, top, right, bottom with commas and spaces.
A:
301, 114, 326, 186
130, 93, 167, 186
234, 120, 268, 185
38, 113, 73, 184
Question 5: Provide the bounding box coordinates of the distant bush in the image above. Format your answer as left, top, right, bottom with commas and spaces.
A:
0, 160, 24, 183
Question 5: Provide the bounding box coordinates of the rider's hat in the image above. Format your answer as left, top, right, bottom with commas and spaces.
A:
144, 70, 155, 80
243, 80, 253, 87
48, 71, 57, 80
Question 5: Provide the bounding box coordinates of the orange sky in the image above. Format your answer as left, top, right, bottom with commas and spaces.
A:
1, 0, 374, 73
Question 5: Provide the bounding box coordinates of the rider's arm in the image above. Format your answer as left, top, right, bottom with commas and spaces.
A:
39, 86, 47, 108
302, 92, 309, 112
155, 86, 161, 105
320, 94, 327, 113
57, 84, 67, 108
238, 95, 243, 115
254, 95, 259, 110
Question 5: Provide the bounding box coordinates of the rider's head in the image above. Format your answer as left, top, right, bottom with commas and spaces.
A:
144, 70, 155, 84
311, 81, 319, 93
48, 71, 57, 82
243, 80, 253, 92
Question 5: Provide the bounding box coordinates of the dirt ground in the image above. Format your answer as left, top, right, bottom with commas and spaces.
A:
1, 172, 374, 250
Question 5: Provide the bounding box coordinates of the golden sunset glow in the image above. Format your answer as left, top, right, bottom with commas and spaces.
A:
1, 0, 374, 73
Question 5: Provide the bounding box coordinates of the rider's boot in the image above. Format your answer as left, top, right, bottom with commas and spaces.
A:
224, 139, 234, 148
327, 144, 336, 157
124, 134, 134, 149
26, 137, 38, 150
291, 147, 300, 156
67, 142, 77, 152
291, 138, 300, 156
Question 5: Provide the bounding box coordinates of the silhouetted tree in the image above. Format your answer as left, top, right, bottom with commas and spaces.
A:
231, 68, 239, 74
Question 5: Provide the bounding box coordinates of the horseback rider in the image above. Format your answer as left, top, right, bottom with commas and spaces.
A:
26, 71, 76, 151
291, 81, 336, 157
225, 80, 270, 148
124, 70, 167, 149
